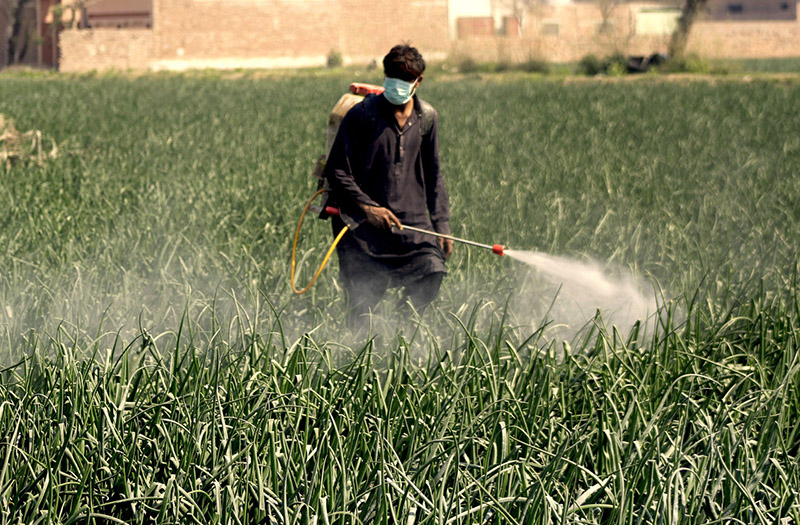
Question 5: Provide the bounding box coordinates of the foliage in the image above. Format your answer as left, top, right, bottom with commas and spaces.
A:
520, 57, 551, 74
577, 54, 604, 76
2, 290, 799, 523
0, 73, 799, 522
577, 52, 629, 76
658, 53, 713, 74
669, 0, 710, 59
326, 49, 344, 68
712, 56, 800, 74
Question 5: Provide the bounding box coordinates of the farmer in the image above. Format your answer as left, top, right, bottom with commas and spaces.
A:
325, 44, 452, 327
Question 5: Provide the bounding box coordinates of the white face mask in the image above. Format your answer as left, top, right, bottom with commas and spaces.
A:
382, 77, 419, 105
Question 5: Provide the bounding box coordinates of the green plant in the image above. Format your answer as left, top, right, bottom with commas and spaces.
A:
578, 53, 604, 76
326, 49, 343, 68
659, 53, 712, 74
603, 51, 628, 75
520, 58, 551, 74
456, 56, 479, 73
1, 72, 799, 523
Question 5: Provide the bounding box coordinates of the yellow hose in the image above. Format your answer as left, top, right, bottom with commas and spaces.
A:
290, 189, 349, 294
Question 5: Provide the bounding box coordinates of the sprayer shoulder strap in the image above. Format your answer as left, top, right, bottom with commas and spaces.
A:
361, 94, 436, 137
417, 99, 436, 137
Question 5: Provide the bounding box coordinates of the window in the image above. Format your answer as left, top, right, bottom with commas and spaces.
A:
635, 8, 680, 36
727, 4, 744, 13
542, 22, 560, 36
780, 2, 789, 10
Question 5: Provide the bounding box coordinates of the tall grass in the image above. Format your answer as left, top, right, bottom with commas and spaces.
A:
1, 284, 798, 523
0, 72, 799, 522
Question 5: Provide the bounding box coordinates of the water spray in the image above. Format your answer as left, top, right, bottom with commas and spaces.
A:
290, 193, 656, 340
290, 191, 506, 294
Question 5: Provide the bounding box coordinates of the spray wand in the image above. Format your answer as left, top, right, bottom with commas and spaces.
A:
392, 222, 505, 256
291, 190, 506, 294
314, 204, 505, 255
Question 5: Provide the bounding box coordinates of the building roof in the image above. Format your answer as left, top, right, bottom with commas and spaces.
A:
45, 0, 152, 25
86, 0, 152, 16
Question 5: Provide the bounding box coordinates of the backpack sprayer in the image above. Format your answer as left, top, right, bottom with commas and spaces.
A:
290, 84, 506, 295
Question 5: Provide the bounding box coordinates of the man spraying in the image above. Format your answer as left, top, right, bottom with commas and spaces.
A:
325, 44, 452, 327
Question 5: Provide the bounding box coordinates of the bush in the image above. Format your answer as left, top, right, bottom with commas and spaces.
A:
326, 50, 343, 68
658, 54, 712, 74
606, 62, 627, 77
577, 52, 629, 76
454, 56, 478, 73
603, 52, 628, 75
577, 54, 604, 76
495, 60, 512, 73
521, 58, 551, 74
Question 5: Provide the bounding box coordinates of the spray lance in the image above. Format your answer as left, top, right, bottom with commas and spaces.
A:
290, 190, 506, 294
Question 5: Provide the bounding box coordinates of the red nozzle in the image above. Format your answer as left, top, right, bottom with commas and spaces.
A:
324, 206, 341, 216
492, 244, 505, 256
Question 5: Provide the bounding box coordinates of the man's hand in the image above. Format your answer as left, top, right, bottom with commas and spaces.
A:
440, 238, 454, 259
360, 204, 402, 230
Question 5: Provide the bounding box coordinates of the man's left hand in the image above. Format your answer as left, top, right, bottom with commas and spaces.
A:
440, 238, 454, 259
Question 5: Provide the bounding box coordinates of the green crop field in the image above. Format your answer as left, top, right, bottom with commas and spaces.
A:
1, 71, 799, 523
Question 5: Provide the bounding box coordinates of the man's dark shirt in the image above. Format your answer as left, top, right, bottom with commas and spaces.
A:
325, 93, 450, 286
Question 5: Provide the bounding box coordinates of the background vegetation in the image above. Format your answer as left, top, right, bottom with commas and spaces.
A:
0, 71, 798, 523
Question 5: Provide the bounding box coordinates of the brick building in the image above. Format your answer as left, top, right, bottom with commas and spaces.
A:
709, 0, 797, 20
52, 0, 800, 73
83, 0, 152, 28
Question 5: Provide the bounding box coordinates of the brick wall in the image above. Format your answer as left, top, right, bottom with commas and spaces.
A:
457, 17, 495, 39
58, 0, 800, 72
150, 0, 448, 71
60, 29, 154, 71
451, 1, 800, 63
687, 18, 800, 58
708, 0, 797, 21
61, 0, 448, 72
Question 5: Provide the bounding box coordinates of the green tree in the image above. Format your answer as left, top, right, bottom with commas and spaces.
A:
1, 0, 17, 68
668, 0, 709, 58
598, 0, 623, 34
8, 0, 35, 66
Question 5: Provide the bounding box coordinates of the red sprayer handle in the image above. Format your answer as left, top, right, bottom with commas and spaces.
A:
315, 205, 505, 256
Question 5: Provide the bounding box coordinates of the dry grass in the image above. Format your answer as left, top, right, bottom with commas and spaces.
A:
0, 113, 58, 167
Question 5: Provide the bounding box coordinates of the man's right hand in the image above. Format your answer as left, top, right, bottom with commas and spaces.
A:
359, 204, 402, 230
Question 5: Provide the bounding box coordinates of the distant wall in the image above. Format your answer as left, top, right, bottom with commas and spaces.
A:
61, 29, 154, 71
59, 0, 800, 73
687, 18, 800, 58
708, 0, 797, 21
62, 0, 449, 72
451, 1, 800, 63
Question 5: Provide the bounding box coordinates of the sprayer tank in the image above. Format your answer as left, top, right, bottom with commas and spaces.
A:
325, 83, 385, 158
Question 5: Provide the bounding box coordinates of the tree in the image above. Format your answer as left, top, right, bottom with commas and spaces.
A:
597, 0, 623, 35
495, 0, 542, 36
668, 0, 709, 58
64, 1, 89, 30
1, 0, 18, 69
8, 0, 34, 66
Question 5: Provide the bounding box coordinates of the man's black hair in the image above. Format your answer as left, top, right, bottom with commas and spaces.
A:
383, 44, 425, 81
